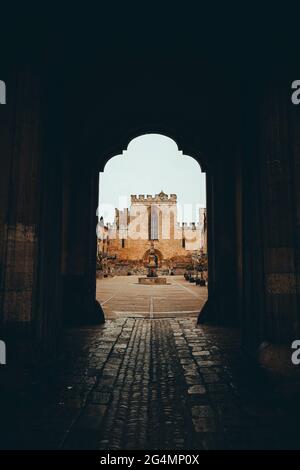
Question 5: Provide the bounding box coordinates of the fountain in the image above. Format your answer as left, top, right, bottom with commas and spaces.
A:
138, 241, 167, 285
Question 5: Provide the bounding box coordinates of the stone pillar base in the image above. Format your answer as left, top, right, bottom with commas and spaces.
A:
258, 342, 300, 401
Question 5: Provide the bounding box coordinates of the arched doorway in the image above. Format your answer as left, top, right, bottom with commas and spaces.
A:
96, 133, 208, 321
142, 248, 163, 268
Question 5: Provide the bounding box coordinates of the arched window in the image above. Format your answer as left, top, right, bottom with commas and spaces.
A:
150, 205, 159, 240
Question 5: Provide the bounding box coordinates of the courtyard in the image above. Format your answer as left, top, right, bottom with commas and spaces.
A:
96, 275, 208, 320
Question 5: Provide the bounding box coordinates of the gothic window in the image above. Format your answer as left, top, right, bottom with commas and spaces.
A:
150, 205, 159, 240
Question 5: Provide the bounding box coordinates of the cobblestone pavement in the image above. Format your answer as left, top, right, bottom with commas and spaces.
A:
1, 315, 300, 449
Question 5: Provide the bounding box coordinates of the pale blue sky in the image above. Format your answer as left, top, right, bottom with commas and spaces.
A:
98, 134, 206, 224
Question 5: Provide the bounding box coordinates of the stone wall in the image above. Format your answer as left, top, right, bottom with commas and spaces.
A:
0, 72, 43, 330
108, 238, 192, 263
0, 70, 66, 353
239, 82, 300, 356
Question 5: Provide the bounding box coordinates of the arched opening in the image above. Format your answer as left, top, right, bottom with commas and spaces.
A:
142, 248, 163, 268
96, 133, 208, 320
2, 67, 300, 451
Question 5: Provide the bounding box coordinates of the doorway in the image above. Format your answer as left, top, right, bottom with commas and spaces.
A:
96, 133, 208, 321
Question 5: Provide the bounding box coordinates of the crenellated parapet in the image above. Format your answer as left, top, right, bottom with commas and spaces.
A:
177, 221, 200, 230
131, 190, 177, 204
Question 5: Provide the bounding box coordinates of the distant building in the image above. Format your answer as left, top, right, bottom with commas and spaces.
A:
96, 216, 109, 256
97, 191, 207, 275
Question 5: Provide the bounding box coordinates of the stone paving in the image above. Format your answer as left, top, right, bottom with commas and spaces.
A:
1, 277, 300, 449
96, 275, 208, 320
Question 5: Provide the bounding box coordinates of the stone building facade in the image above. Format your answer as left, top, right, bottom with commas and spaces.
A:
97, 191, 207, 275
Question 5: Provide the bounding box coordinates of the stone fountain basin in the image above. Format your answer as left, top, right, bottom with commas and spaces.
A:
138, 277, 167, 285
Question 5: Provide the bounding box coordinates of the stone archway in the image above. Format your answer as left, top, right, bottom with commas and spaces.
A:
142, 248, 163, 268
1, 68, 299, 376
95, 132, 210, 323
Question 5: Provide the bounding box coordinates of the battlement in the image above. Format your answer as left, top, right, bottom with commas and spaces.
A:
131, 190, 177, 204
177, 221, 200, 230
115, 208, 129, 217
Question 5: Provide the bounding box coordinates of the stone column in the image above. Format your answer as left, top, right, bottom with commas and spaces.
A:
62, 154, 104, 325
0, 70, 65, 354
0, 72, 43, 334
241, 83, 300, 387
198, 158, 238, 325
